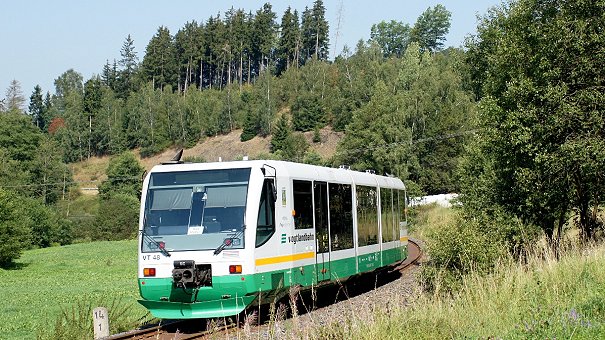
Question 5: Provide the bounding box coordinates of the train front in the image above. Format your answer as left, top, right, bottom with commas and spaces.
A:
137, 163, 266, 319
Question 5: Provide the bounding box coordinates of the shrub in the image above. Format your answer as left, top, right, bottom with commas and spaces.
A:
27, 200, 73, 248
420, 207, 541, 292
0, 189, 32, 267
93, 194, 140, 241
98, 151, 144, 199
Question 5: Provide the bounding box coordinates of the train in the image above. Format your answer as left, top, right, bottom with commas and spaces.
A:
137, 159, 408, 319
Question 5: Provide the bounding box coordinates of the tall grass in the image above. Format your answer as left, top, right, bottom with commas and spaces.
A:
311, 237, 605, 338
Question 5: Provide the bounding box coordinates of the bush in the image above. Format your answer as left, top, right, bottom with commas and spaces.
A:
26, 199, 73, 248
420, 208, 540, 292
98, 151, 144, 199
93, 194, 140, 241
0, 190, 32, 267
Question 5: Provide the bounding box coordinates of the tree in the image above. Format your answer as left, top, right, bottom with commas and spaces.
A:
83, 77, 103, 158
276, 7, 300, 75
410, 4, 451, 52
291, 93, 325, 131
117, 35, 139, 98
464, 0, 605, 242
53, 69, 83, 111
370, 20, 411, 57
29, 136, 72, 204
300, 0, 330, 61
270, 114, 308, 161
98, 151, 144, 199
141, 26, 178, 90
101, 59, 119, 90
0, 189, 32, 267
94, 193, 139, 240
29, 85, 46, 129
5, 80, 26, 113
271, 113, 292, 153
251, 3, 277, 75
0, 111, 41, 162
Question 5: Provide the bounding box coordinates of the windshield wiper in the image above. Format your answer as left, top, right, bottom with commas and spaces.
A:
214, 225, 245, 256
141, 221, 171, 257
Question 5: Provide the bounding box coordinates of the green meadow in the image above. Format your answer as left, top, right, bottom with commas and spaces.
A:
0, 240, 148, 339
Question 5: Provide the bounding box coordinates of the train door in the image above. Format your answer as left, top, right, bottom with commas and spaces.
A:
314, 181, 330, 282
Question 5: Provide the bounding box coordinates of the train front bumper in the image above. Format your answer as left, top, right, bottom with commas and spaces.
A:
138, 296, 256, 319
138, 277, 258, 319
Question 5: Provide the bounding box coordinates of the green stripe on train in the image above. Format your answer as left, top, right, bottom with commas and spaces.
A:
139, 246, 407, 318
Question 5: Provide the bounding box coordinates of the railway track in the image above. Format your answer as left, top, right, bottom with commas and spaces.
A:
109, 239, 422, 340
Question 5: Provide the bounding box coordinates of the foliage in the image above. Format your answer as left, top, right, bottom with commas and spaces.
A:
4, 79, 26, 113
464, 0, 605, 241
93, 193, 139, 241
300, 0, 330, 61
419, 206, 540, 292
98, 151, 144, 199
0, 189, 32, 267
311, 242, 605, 339
0, 111, 41, 162
29, 85, 46, 130
369, 20, 411, 57
141, 26, 178, 90
26, 198, 73, 248
40, 295, 146, 340
291, 93, 325, 131
410, 4, 452, 52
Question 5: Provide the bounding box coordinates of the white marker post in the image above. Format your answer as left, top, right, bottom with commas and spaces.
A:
92, 307, 109, 339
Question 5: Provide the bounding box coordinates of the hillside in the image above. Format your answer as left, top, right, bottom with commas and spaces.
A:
72, 127, 342, 192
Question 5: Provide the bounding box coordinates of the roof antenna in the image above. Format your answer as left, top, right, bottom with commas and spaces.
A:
161, 148, 184, 165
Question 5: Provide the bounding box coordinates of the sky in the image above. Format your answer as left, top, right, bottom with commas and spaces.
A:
0, 0, 502, 102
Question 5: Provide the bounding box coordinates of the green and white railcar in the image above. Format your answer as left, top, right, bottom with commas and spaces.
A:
138, 160, 408, 319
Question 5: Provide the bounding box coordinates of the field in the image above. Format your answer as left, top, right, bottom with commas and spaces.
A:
313, 206, 605, 339
0, 240, 147, 339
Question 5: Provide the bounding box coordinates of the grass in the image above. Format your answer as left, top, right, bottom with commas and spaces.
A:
310, 205, 605, 339
319, 243, 605, 339
0, 240, 148, 339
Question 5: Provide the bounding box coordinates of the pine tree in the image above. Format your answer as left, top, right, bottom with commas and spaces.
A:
83, 77, 103, 158
276, 7, 300, 75
141, 26, 178, 90
175, 21, 205, 92
29, 85, 45, 129
301, 0, 329, 62
117, 35, 139, 97
251, 3, 277, 76
5, 80, 26, 113
270, 114, 292, 153
101, 59, 118, 90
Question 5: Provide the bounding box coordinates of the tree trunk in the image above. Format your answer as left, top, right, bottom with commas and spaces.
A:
200, 59, 204, 91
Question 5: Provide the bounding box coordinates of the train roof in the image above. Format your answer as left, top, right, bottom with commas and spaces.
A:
148, 160, 405, 190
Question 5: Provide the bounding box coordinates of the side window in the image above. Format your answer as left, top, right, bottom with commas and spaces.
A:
255, 179, 275, 247
293, 180, 313, 229
357, 186, 379, 247
398, 189, 407, 227
329, 183, 354, 250
381, 188, 394, 242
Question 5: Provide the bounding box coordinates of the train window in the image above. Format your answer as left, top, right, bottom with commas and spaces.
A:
381, 188, 394, 242
314, 182, 329, 254
256, 179, 275, 247
357, 186, 379, 247
293, 180, 313, 229
329, 183, 354, 251
398, 190, 407, 228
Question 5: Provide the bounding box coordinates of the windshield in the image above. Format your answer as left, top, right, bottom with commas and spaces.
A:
141, 168, 250, 253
